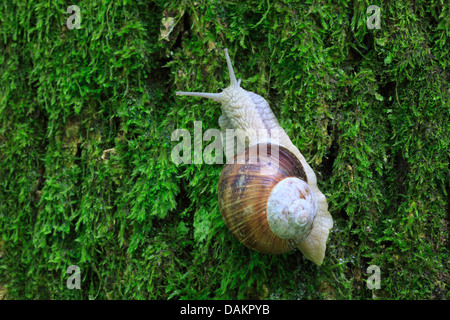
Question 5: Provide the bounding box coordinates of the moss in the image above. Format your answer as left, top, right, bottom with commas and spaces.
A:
0, 0, 448, 299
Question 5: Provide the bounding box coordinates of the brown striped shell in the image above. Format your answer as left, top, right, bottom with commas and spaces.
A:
218, 143, 314, 254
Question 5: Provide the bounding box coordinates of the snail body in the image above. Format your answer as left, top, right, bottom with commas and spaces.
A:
176, 49, 333, 266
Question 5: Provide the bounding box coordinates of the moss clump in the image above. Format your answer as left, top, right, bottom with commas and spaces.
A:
0, 0, 448, 299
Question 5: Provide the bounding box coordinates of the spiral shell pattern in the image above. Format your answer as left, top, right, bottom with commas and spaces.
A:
218, 143, 313, 254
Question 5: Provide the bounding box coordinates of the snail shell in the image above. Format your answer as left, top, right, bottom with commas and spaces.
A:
176, 48, 333, 266
218, 143, 317, 254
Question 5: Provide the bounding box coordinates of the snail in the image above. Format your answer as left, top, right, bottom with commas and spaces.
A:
176, 49, 333, 266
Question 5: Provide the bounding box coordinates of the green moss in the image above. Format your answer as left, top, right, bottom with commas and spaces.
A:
0, 0, 448, 299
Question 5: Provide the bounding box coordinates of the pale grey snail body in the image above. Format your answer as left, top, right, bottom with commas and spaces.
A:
176, 49, 333, 266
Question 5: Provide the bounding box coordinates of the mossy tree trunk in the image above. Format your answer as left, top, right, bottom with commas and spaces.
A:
0, 0, 448, 299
